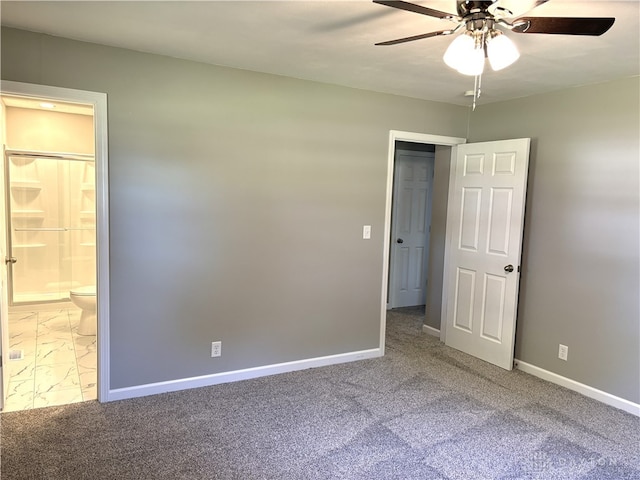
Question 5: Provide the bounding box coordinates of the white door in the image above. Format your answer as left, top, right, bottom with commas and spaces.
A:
390, 150, 434, 308
0, 147, 10, 410
444, 138, 530, 370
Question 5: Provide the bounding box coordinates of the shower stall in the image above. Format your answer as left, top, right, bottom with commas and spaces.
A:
5, 150, 96, 305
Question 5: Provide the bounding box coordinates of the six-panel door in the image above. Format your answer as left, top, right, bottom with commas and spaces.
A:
444, 139, 530, 370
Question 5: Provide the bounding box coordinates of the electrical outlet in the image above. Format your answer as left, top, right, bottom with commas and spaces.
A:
211, 341, 222, 358
558, 344, 568, 361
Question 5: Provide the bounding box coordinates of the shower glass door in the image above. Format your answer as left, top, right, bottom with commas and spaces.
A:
5, 152, 95, 305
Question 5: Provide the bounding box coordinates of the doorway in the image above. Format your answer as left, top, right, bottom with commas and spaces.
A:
379, 131, 465, 353
381, 131, 530, 371
0, 82, 110, 411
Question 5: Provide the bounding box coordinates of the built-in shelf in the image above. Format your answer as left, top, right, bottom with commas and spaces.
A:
79, 242, 96, 247
10, 181, 42, 191
81, 183, 95, 191
9, 157, 36, 165
79, 211, 95, 217
13, 243, 47, 248
12, 210, 46, 219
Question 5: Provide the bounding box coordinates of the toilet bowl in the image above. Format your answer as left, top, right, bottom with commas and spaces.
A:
70, 286, 97, 336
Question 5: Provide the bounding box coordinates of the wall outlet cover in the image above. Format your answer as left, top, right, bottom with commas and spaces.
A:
558, 344, 568, 361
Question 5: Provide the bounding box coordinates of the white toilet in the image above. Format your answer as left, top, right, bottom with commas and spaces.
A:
70, 286, 97, 336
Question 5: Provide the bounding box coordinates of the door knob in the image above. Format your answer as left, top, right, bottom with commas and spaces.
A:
5, 256, 17, 264
504, 264, 514, 273
396, 238, 404, 244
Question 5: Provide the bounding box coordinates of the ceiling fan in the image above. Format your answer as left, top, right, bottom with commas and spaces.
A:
373, 1, 615, 76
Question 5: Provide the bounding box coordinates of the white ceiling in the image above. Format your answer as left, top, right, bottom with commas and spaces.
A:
1, 1, 638, 106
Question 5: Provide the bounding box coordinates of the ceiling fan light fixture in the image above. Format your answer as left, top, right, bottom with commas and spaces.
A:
456, 47, 485, 76
443, 32, 484, 76
487, 31, 520, 71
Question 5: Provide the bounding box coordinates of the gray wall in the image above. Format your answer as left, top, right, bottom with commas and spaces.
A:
468, 77, 640, 403
425, 145, 451, 331
3, 27, 637, 405
1, 28, 469, 389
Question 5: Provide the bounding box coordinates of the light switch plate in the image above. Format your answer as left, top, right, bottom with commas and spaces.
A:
363, 225, 371, 239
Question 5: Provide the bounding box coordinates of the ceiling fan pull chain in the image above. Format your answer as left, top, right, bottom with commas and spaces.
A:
472, 73, 482, 111
471, 28, 487, 111
472, 75, 477, 111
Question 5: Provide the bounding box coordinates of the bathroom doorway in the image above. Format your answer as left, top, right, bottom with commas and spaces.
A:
0, 84, 109, 411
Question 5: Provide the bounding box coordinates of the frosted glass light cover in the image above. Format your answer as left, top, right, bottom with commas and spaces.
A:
456, 47, 485, 76
444, 33, 484, 76
487, 34, 520, 71
443, 34, 475, 70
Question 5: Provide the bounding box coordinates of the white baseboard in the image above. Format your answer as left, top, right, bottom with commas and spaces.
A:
107, 348, 382, 402
514, 360, 640, 417
422, 324, 441, 338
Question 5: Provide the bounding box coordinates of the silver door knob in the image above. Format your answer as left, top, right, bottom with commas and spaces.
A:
396, 238, 404, 244
5, 257, 17, 264
504, 264, 514, 273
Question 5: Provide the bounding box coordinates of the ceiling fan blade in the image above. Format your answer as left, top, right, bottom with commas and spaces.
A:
375, 29, 453, 46
532, 0, 550, 8
373, 1, 454, 20
512, 16, 615, 36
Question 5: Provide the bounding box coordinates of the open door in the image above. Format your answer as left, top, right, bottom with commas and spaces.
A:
443, 138, 530, 370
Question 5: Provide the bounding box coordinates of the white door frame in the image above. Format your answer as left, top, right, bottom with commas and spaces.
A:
380, 130, 466, 354
0, 80, 110, 403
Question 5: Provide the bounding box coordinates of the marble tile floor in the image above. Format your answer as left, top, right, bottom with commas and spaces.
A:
3, 306, 96, 412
